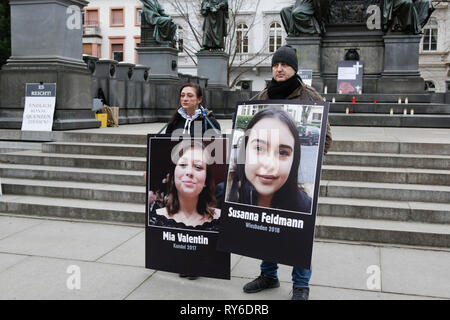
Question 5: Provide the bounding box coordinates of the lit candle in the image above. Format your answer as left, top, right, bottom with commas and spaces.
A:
324, 86, 328, 94
352, 97, 356, 104
403, 108, 407, 115
398, 97, 402, 104
358, 88, 362, 94
339, 89, 342, 94
332, 97, 336, 103
405, 97, 409, 104
346, 107, 349, 114
410, 108, 414, 115
390, 108, 394, 115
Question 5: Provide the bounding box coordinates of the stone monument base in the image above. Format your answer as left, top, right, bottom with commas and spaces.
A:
0, 64, 99, 130
137, 46, 179, 80
378, 34, 425, 93
197, 51, 229, 89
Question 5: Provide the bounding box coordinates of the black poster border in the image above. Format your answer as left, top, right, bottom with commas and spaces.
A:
217, 100, 329, 269
145, 135, 231, 280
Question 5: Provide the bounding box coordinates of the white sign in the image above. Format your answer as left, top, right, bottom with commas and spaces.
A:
21, 83, 57, 132
298, 69, 313, 86
338, 67, 357, 80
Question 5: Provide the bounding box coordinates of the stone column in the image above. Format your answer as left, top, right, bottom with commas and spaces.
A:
0, 0, 99, 130
196, 51, 229, 89
378, 34, 424, 93
286, 36, 324, 92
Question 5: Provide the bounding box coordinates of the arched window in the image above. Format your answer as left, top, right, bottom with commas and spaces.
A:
422, 19, 438, 51
176, 26, 184, 52
269, 22, 282, 53
236, 24, 249, 54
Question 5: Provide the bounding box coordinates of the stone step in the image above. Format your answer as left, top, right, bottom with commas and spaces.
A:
317, 197, 450, 224
0, 163, 145, 186
315, 216, 450, 248
329, 103, 450, 114
42, 142, 147, 157
320, 180, 450, 204
322, 165, 450, 186
0, 195, 145, 224
0, 195, 448, 248
0, 141, 43, 154
0, 178, 146, 203
0, 150, 146, 171
329, 140, 450, 155
323, 93, 433, 103
324, 151, 450, 170
54, 132, 148, 145
329, 113, 450, 128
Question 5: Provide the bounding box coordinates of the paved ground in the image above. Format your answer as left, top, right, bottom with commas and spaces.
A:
1, 124, 449, 300
0, 214, 448, 300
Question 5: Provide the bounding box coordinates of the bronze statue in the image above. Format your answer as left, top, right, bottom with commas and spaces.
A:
382, 0, 434, 34
141, 0, 177, 43
281, 0, 327, 36
201, 0, 229, 50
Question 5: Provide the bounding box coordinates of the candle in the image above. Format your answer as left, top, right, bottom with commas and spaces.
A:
324, 86, 328, 94
332, 97, 336, 103
346, 107, 349, 114
358, 88, 362, 94
410, 108, 414, 115
339, 89, 342, 94
374, 100, 377, 104
352, 97, 356, 104
390, 108, 394, 115
405, 97, 409, 104
403, 108, 407, 115
398, 97, 402, 104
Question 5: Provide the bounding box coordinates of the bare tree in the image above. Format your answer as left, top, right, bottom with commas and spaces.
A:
167, 0, 271, 88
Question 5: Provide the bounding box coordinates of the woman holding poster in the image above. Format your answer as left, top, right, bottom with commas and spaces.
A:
227, 107, 312, 214
152, 141, 221, 231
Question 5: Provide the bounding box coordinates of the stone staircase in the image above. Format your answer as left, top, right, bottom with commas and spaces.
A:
327, 94, 450, 128
0, 130, 449, 248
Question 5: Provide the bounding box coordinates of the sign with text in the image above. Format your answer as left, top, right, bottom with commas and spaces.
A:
337, 60, 364, 94
146, 135, 230, 279
298, 70, 313, 87
21, 83, 57, 131
217, 101, 329, 269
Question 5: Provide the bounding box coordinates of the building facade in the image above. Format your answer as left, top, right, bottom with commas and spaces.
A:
82, 0, 450, 92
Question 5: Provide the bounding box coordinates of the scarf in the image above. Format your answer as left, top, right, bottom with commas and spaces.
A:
267, 74, 302, 99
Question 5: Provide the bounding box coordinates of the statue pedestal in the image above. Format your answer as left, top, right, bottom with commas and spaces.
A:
136, 46, 179, 81
196, 51, 229, 89
0, 0, 100, 131
286, 36, 323, 92
378, 34, 424, 93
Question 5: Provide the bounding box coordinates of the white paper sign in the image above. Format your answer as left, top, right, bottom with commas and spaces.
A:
298, 69, 313, 86
338, 67, 357, 80
21, 83, 57, 132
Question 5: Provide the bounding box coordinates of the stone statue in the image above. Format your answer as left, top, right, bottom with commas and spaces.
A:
382, 0, 434, 34
141, 0, 177, 43
281, 0, 327, 36
201, 0, 229, 50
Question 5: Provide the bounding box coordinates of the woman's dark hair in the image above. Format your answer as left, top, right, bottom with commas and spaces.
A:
228, 107, 307, 211
165, 141, 216, 219
166, 83, 204, 131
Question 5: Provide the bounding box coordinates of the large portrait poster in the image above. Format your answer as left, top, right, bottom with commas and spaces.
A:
217, 101, 329, 269
146, 135, 230, 280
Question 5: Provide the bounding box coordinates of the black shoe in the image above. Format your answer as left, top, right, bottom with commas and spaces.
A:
243, 273, 280, 293
179, 274, 198, 280
291, 287, 309, 300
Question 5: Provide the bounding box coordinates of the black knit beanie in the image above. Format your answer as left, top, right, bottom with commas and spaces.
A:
271, 45, 298, 72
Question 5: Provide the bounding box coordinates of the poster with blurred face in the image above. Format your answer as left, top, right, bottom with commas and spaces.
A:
146, 135, 230, 280
217, 101, 329, 269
